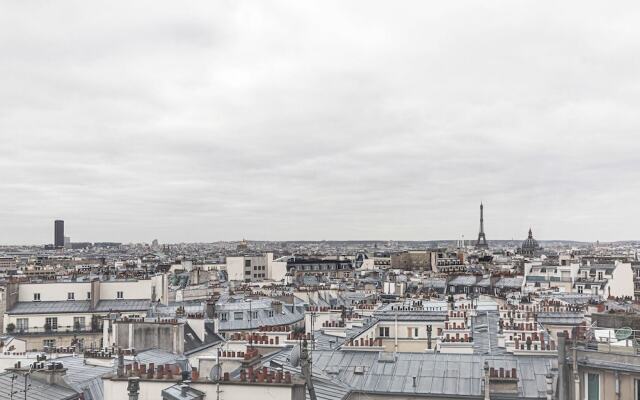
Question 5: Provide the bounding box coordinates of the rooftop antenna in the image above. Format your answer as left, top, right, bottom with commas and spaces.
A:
300, 338, 317, 400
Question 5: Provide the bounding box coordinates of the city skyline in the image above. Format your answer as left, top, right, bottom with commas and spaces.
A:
2, 1, 640, 243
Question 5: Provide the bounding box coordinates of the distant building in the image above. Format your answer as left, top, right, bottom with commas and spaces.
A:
390, 251, 430, 270
285, 257, 353, 279
54, 220, 64, 248
520, 228, 541, 257
225, 253, 287, 282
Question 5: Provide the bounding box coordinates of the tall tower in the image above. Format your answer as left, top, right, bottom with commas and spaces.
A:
54, 220, 65, 249
476, 203, 488, 249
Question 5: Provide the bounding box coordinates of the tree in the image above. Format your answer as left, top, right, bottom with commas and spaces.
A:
6, 323, 15, 333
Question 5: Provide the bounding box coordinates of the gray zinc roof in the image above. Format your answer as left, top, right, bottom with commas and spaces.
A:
8, 300, 151, 315
59, 355, 113, 400
0, 371, 78, 400
311, 351, 556, 399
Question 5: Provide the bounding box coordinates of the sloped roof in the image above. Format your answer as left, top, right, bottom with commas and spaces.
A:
310, 351, 556, 399
0, 371, 78, 400
8, 300, 150, 315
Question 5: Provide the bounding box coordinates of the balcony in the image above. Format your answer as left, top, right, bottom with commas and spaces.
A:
7, 324, 103, 336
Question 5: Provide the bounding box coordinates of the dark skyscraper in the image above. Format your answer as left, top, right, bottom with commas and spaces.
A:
54, 220, 65, 248
476, 203, 488, 249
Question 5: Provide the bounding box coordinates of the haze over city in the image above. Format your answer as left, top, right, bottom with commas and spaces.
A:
2, 1, 640, 244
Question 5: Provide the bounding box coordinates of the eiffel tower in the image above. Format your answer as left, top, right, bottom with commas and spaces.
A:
476, 202, 489, 249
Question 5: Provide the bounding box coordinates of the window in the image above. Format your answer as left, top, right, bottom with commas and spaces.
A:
267, 310, 274, 318
16, 318, 28, 332
234, 312, 244, 320
245, 260, 251, 267
117, 291, 123, 299
593, 287, 599, 296
33, 293, 40, 301
577, 286, 584, 294
67, 292, 75, 300
43, 339, 56, 348
218, 313, 228, 321
45, 317, 58, 331
597, 271, 603, 281
250, 311, 259, 320
587, 373, 599, 400
379, 327, 390, 337
87, 292, 91, 300
73, 317, 85, 330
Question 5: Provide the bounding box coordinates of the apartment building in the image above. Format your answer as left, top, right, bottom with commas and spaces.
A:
573, 261, 634, 298
523, 261, 580, 293
225, 253, 287, 282
3, 275, 168, 350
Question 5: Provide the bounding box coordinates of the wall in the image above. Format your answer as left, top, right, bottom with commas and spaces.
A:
192, 382, 299, 400
104, 378, 175, 400
18, 282, 91, 302
610, 262, 634, 298
112, 321, 184, 353
104, 379, 302, 400
17, 331, 102, 351
99, 280, 153, 300
268, 254, 287, 282
226, 257, 246, 281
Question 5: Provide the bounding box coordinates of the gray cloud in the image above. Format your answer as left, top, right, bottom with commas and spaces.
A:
1, 1, 640, 244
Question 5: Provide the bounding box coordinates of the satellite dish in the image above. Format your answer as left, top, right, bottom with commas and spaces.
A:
209, 364, 222, 381
615, 327, 633, 341
289, 345, 300, 368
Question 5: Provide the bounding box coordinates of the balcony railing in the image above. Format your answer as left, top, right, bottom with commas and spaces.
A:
8, 325, 102, 335
581, 327, 640, 355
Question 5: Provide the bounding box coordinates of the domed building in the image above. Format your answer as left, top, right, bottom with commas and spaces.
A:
521, 228, 541, 257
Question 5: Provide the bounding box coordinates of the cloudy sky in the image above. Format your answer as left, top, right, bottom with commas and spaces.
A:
1, 1, 639, 244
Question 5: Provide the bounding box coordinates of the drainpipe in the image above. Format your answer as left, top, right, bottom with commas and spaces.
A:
572, 341, 580, 400
394, 312, 398, 355
484, 361, 490, 400
615, 371, 620, 400
557, 332, 567, 400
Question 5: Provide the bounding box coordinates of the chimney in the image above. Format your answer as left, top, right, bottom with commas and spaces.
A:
191, 367, 199, 381
127, 377, 140, 400
117, 352, 125, 378
90, 279, 100, 311
272, 301, 283, 315
206, 301, 215, 319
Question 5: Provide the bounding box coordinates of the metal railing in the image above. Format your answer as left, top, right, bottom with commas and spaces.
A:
8, 325, 102, 335
580, 326, 640, 355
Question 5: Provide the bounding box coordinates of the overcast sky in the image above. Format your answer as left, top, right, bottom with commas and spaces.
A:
1, 1, 639, 245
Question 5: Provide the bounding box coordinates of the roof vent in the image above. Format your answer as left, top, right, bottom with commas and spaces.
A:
325, 366, 340, 375
378, 352, 396, 363
353, 366, 366, 374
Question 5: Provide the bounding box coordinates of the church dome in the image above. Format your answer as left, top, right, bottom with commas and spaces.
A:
521, 228, 539, 253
